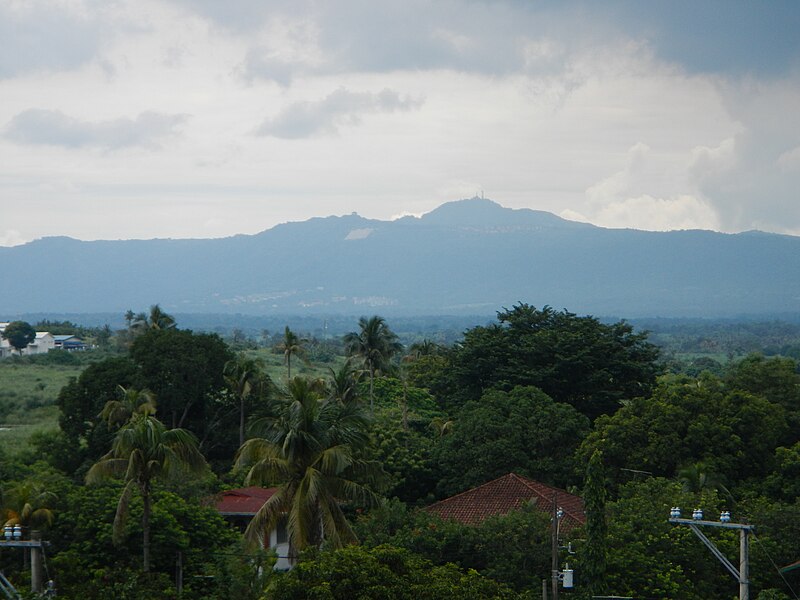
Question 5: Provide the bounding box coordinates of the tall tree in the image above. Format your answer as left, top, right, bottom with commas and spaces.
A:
224, 353, 268, 447
100, 386, 157, 429
448, 304, 661, 419
277, 326, 307, 380
1, 320, 36, 353
326, 359, 363, 405
131, 304, 176, 332
344, 316, 402, 412
583, 449, 608, 596
85, 414, 206, 572
234, 376, 382, 555
0, 480, 56, 532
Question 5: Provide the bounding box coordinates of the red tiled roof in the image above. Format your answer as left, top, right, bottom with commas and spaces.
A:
424, 473, 585, 528
215, 486, 278, 516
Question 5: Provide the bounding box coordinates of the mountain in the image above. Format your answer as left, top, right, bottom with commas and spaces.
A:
2, 198, 799, 318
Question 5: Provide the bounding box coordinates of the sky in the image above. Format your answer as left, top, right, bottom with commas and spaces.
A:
1, 0, 800, 246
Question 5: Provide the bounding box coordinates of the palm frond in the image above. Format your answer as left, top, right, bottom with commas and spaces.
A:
112, 480, 137, 546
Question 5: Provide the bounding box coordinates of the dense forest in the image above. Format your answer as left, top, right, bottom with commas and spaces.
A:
1, 304, 800, 599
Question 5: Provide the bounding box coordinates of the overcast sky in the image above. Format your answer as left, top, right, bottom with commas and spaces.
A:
2, 0, 800, 246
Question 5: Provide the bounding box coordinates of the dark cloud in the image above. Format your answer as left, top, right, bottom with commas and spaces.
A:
4, 109, 188, 149
170, 0, 800, 79
256, 88, 423, 139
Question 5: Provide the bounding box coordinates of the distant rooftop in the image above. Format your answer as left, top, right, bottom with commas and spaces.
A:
425, 473, 585, 528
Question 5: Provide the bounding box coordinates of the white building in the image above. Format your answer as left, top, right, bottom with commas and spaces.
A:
0, 323, 56, 357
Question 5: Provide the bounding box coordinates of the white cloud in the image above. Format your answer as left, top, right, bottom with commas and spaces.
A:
0, 229, 26, 247
583, 142, 721, 231
255, 88, 423, 138
4, 109, 187, 149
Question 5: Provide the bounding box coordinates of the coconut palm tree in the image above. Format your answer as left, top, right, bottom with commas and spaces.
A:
277, 327, 308, 380
86, 414, 206, 572
234, 376, 382, 556
224, 353, 269, 446
100, 385, 157, 428
130, 304, 176, 332
343, 316, 402, 412
326, 359, 363, 406
1, 481, 56, 532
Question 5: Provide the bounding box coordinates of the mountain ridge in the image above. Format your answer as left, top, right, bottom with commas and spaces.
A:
2, 198, 798, 318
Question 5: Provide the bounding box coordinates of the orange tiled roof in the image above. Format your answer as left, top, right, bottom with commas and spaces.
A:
215, 486, 277, 516
424, 473, 585, 528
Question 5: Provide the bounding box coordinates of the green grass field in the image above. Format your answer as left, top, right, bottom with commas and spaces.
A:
0, 349, 343, 455
0, 361, 85, 454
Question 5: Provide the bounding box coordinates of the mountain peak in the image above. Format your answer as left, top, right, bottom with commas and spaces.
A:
420, 197, 588, 229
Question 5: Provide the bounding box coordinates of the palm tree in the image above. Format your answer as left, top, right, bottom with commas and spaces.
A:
277, 327, 307, 380
234, 376, 382, 556
343, 316, 402, 412
130, 304, 176, 332
326, 359, 363, 406
1, 481, 56, 568
100, 385, 157, 428
86, 414, 206, 572
224, 353, 269, 446
1, 481, 56, 532
677, 461, 735, 505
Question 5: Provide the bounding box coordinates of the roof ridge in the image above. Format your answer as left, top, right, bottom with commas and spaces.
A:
512, 475, 584, 522
425, 473, 524, 510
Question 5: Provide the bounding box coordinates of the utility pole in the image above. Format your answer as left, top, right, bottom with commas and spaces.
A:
669, 508, 753, 600
551, 493, 562, 600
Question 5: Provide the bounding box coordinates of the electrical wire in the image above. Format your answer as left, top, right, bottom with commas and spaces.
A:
752, 532, 799, 600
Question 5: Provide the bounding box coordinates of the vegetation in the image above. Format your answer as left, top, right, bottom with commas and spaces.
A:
1, 306, 799, 599
234, 376, 382, 553
1, 320, 36, 352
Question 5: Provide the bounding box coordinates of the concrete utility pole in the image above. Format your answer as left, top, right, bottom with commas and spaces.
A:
669, 509, 753, 600
551, 493, 563, 600
0, 528, 47, 594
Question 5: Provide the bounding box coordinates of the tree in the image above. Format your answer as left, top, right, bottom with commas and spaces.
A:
326, 359, 363, 405
277, 326, 307, 380
1, 320, 36, 353
134, 304, 176, 331
129, 328, 232, 456
582, 450, 608, 596
1, 480, 56, 532
344, 316, 402, 412
447, 304, 661, 419
433, 386, 590, 497
85, 414, 207, 572
100, 385, 157, 429
579, 373, 789, 492
224, 353, 268, 447
234, 377, 383, 555
268, 544, 518, 600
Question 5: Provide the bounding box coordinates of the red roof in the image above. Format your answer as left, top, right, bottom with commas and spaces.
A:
424, 473, 585, 528
215, 486, 278, 516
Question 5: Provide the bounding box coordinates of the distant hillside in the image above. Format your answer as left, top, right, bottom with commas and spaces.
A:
2, 198, 799, 318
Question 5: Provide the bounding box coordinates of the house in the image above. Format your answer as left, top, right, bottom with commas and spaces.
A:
424, 473, 586, 530
214, 487, 291, 570
26, 332, 55, 355
0, 324, 55, 357
53, 335, 87, 351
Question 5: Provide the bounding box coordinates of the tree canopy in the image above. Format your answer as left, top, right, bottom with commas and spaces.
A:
446, 304, 661, 419
2, 320, 36, 352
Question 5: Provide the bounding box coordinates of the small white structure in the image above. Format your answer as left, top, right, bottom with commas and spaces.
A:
0, 323, 56, 357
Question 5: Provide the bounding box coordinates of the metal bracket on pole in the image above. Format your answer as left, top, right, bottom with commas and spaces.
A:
687, 524, 740, 580
669, 517, 754, 600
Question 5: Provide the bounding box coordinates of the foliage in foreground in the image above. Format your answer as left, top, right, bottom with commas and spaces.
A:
266, 544, 519, 600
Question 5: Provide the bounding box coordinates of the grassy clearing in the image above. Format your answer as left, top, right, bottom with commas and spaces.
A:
0, 361, 85, 454
244, 348, 344, 386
